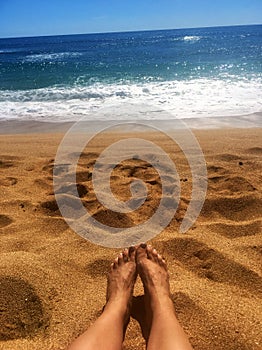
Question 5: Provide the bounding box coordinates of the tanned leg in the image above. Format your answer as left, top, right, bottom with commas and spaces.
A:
68, 247, 137, 350
136, 244, 193, 350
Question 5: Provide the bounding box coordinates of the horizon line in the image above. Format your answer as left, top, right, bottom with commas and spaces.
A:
0, 22, 261, 40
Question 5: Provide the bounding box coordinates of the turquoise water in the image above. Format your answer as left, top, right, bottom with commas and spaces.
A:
0, 25, 261, 120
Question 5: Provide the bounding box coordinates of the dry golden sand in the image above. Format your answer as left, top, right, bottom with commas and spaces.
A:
0, 126, 261, 349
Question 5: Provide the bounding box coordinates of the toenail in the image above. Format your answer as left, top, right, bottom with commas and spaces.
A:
129, 246, 135, 253
140, 243, 147, 248
153, 249, 157, 254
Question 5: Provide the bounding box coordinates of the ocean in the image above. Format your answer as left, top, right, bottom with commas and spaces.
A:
0, 25, 261, 122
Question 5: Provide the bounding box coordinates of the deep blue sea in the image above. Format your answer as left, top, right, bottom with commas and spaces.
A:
0, 25, 261, 121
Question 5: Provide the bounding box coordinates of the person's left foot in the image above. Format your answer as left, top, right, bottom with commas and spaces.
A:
105, 247, 137, 324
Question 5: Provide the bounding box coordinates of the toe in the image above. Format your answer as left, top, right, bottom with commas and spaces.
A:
113, 258, 118, 269
152, 248, 159, 263
123, 248, 129, 263
128, 246, 136, 262
136, 244, 147, 263
157, 253, 162, 262
158, 254, 167, 269
162, 258, 168, 270
146, 245, 154, 260
118, 252, 124, 265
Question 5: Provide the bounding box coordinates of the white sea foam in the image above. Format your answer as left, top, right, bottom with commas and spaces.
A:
0, 78, 261, 121
24, 52, 83, 62
0, 49, 24, 54
171, 35, 202, 43
183, 36, 201, 42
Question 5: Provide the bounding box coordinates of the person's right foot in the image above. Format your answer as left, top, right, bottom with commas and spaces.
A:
136, 244, 174, 323
106, 246, 137, 320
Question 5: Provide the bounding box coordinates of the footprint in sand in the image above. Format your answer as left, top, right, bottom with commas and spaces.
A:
159, 238, 262, 294
207, 164, 227, 174
42, 158, 71, 176
40, 199, 59, 216
73, 151, 100, 169
0, 160, 14, 169
0, 155, 21, 168
208, 176, 256, 193
0, 177, 17, 186
42, 159, 54, 174
81, 152, 99, 163
206, 221, 261, 239
215, 153, 242, 162
0, 276, 48, 340
40, 195, 86, 219
34, 178, 53, 193
246, 147, 262, 155
200, 195, 262, 222
40, 183, 89, 219
56, 183, 88, 198
92, 208, 134, 228
0, 215, 13, 228
86, 258, 112, 277
76, 170, 92, 182
0, 155, 20, 169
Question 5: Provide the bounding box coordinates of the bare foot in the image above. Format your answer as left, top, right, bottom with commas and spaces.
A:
136, 244, 174, 325
105, 246, 137, 325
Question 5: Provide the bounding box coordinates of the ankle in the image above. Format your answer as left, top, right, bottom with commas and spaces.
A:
150, 293, 174, 314
105, 298, 128, 315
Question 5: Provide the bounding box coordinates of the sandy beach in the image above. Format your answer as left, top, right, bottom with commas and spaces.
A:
0, 123, 261, 349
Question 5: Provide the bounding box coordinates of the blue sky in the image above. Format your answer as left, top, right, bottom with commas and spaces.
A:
0, 0, 261, 38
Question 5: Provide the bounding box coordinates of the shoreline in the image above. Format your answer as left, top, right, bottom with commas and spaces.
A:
0, 112, 261, 134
